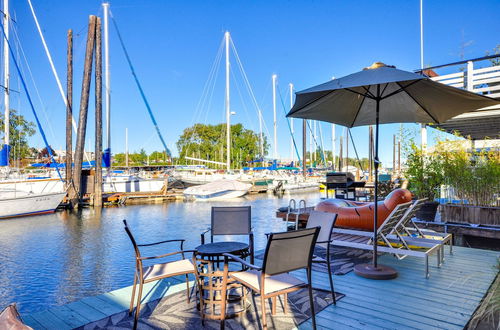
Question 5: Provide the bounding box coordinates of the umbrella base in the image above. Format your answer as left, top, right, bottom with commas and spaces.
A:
354, 263, 398, 280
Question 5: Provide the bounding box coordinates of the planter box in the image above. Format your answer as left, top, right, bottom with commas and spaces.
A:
440, 204, 500, 226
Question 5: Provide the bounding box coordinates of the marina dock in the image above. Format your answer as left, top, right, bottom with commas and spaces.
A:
22, 245, 499, 329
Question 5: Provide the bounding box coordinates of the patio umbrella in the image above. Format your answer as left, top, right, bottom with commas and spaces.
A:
287, 62, 500, 279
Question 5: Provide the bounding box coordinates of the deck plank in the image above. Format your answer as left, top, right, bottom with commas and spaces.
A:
24, 245, 499, 330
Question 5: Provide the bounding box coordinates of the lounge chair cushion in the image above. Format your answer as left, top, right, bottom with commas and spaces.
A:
230, 269, 305, 295
0, 304, 32, 330
143, 259, 195, 281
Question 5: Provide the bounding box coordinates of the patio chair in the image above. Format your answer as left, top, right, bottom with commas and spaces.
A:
387, 199, 453, 263
223, 227, 320, 329
201, 206, 254, 263
331, 202, 442, 278
123, 220, 196, 330
306, 211, 338, 304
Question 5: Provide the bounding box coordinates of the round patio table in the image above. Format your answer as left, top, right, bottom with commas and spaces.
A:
193, 241, 250, 322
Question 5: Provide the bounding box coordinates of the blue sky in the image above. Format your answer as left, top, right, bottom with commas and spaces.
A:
5, 0, 500, 166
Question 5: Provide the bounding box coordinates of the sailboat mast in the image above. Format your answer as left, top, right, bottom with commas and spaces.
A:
225, 31, 230, 170
272, 74, 277, 160
258, 109, 264, 167
289, 83, 293, 162
103, 3, 111, 160
3, 0, 9, 165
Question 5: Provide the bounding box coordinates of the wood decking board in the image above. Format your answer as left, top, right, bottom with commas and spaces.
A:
297, 246, 498, 330
23, 246, 498, 329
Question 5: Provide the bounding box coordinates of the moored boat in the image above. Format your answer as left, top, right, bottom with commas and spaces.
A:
183, 179, 251, 200
0, 191, 66, 219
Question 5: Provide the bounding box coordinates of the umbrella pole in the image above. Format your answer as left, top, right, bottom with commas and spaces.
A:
354, 85, 397, 280
373, 98, 379, 268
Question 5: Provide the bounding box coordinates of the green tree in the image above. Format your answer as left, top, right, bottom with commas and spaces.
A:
0, 109, 36, 161
150, 151, 166, 163
176, 123, 268, 169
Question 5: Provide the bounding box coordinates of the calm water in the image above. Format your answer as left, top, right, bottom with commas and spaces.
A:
0, 192, 322, 314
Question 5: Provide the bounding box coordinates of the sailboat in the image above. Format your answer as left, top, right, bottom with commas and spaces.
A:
0, 0, 65, 218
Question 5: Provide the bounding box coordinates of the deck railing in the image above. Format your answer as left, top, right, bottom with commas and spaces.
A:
419, 55, 500, 101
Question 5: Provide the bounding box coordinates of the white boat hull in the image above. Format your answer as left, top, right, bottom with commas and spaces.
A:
0, 191, 66, 219
184, 189, 249, 200
0, 178, 64, 194
102, 177, 166, 193
183, 179, 251, 200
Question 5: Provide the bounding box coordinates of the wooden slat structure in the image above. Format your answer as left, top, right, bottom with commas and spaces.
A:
23, 246, 499, 329
429, 58, 500, 140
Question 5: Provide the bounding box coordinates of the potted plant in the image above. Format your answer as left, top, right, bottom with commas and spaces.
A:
404, 143, 444, 221
440, 142, 500, 226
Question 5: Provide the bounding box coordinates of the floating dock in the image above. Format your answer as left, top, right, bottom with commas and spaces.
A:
22, 245, 499, 329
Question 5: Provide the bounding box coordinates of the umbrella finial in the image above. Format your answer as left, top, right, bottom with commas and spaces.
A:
363, 62, 395, 70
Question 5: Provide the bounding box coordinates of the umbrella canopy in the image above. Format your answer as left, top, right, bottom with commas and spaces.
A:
288, 63, 499, 127
287, 62, 500, 279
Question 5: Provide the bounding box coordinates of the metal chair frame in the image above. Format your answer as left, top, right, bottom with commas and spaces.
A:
201, 206, 254, 264
306, 211, 338, 304
123, 220, 195, 330
224, 227, 320, 329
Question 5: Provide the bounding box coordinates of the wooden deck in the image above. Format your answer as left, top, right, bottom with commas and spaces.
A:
23, 246, 499, 329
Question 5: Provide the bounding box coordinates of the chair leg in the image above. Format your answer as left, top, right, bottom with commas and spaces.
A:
185, 274, 191, 303
283, 293, 287, 314
271, 296, 277, 315
260, 294, 267, 329
307, 268, 316, 329
425, 255, 429, 279
129, 272, 138, 315
326, 260, 336, 305
133, 280, 144, 330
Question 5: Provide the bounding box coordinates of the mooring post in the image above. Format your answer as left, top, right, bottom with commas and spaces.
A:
94, 17, 103, 207
66, 29, 73, 194
72, 15, 96, 207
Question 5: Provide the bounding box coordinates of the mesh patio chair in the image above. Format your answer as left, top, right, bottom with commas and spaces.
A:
223, 227, 320, 329
201, 206, 254, 263
306, 211, 338, 304
123, 220, 196, 330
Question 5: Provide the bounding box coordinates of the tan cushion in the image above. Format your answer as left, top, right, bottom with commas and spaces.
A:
230, 270, 305, 295
0, 305, 32, 330
143, 259, 195, 281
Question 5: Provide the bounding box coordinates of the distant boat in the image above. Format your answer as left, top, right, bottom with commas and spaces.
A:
0, 190, 66, 219
103, 175, 166, 193
183, 180, 251, 200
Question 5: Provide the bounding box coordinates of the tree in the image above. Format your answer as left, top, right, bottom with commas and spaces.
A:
176, 123, 268, 168
0, 109, 36, 161
39, 146, 57, 158
487, 44, 500, 66
150, 151, 166, 164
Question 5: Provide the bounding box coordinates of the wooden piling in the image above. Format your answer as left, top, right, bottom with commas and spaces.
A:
398, 139, 401, 175
94, 17, 103, 207
66, 30, 73, 191
339, 136, 343, 171
71, 15, 96, 207
393, 134, 396, 178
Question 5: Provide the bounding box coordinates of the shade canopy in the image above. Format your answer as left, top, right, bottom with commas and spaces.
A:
287, 65, 500, 126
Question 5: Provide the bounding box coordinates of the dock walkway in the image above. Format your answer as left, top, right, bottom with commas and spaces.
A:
23, 246, 499, 329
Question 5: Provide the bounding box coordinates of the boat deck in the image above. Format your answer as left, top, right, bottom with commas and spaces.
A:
23, 245, 499, 329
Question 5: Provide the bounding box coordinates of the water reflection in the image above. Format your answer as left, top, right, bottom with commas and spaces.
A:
0, 192, 322, 313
